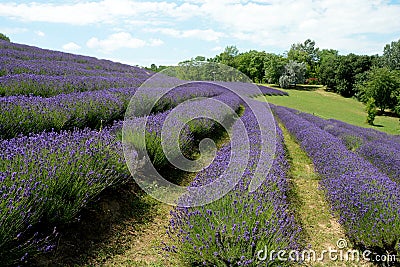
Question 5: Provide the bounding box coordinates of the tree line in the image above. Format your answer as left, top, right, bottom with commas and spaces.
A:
149, 39, 400, 122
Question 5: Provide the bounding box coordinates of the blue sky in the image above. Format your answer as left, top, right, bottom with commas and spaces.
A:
1, 0, 400, 67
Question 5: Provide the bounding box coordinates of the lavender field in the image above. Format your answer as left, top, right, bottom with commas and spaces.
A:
1, 40, 400, 266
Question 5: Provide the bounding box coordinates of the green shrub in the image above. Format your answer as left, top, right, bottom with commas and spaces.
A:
366, 97, 377, 125
0, 33, 10, 42
279, 75, 292, 89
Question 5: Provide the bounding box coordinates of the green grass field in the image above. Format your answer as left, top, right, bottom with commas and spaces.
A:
256, 85, 400, 135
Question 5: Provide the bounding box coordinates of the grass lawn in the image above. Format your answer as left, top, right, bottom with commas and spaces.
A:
256, 85, 400, 135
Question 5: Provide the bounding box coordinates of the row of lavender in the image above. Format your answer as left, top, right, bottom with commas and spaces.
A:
0, 81, 253, 265
0, 40, 292, 265
258, 85, 289, 96
122, 84, 243, 169
0, 126, 131, 266
0, 83, 286, 140
0, 87, 135, 139
0, 82, 224, 139
292, 109, 400, 184
0, 40, 149, 77
0, 74, 286, 99
0, 41, 288, 99
0, 74, 145, 97
0, 41, 153, 265
166, 103, 302, 266
0, 40, 152, 108
273, 105, 400, 255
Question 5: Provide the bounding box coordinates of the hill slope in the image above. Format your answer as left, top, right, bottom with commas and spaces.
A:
257, 86, 400, 135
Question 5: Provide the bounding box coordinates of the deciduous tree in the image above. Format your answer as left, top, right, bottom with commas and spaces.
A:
360, 67, 400, 112
0, 33, 10, 42
279, 60, 306, 88
383, 39, 400, 71
264, 54, 287, 84
287, 39, 319, 78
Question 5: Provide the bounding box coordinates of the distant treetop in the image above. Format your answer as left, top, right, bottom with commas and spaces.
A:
383, 39, 400, 71
0, 33, 10, 42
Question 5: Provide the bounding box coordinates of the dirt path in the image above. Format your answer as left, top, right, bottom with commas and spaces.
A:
280, 123, 373, 267
101, 199, 182, 267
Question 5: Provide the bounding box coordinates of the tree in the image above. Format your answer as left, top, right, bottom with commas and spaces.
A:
233, 51, 253, 78
146, 64, 168, 72
234, 50, 268, 83
316, 49, 339, 89
194, 56, 206, 62
279, 75, 292, 89
0, 33, 10, 42
149, 63, 157, 72
287, 39, 319, 78
359, 67, 400, 112
279, 60, 306, 88
383, 39, 400, 71
395, 96, 400, 117
264, 54, 287, 84
365, 97, 377, 125
319, 53, 377, 97
213, 45, 239, 67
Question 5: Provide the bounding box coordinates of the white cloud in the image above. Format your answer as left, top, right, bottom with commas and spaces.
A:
147, 28, 225, 42
149, 38, 164, 47
0, 0, 399, 55
0, 0, 199, 25
86, 32, 163, 52
211, 46, 223, 52
62, 42, 81, 51
35, 30, 45, 37
0, 27, 27, 35
170, 0, 399, 55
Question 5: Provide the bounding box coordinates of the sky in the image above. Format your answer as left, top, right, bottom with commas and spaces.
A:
1, 0, 400, 67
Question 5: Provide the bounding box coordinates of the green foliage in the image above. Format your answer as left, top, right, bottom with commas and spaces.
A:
354, 71, 370, 100
234, 50, 268, 83
279, 60, 306, 88
305, 78, 319, 85
366, 97, 377, 125
342, 134, 364, 151
0, 33, 10, 42
279, 75, 292, 89
287, 60, 306, 85
176, 60, 247, 82
264, 54, 287, 84
213, 47, 275, 83
287, 39, 319, 78
213, 45, 239, 67
212, 46, 290, 84
317, 53, 377, 97
359, 67, 400, 112
146, 64, 168, 73
315, 49, 339, 89
396, 96, 400, 117
383, 38, 400, 71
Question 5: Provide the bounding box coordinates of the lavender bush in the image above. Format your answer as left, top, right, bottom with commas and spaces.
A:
0, 40, 151, 78
166, 106, 302, 266
0, 81, 238, 139
274, 105, 400, 254
0, 74, 144, 97
0, 127, 131, 265
294, 110, 400, 183
123, 86, 242, 169
257, 85, 289, 96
